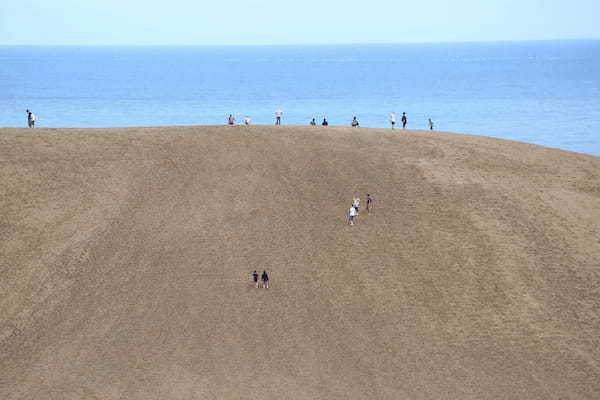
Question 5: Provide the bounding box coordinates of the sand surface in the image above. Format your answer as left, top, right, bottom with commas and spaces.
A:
1, 125, 599, 399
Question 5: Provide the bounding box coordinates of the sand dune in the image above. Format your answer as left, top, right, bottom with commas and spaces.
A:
1, 125, 599, 399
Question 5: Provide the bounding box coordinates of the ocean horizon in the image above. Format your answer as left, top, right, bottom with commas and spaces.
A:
1, 40, 599, 155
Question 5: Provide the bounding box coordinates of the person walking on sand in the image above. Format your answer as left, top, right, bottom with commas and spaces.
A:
275, 109, 283, 125
228, 114, 236, 125
261, 270, 269, 289
366, 193, 373, 212
402, 112, 407, 129
310, 118, 316, 126
244, 116, 252, 125
389, 112, 396, 129
351, 116, 359, 127
322, 118, 328, 126
26, 109, 36, 128
348, 205, 357, 225
428, 118, 434, 131
353, 197, 360, 217
252, 270, 259, 288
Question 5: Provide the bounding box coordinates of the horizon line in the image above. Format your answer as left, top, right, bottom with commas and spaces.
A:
1, 37, 599, 47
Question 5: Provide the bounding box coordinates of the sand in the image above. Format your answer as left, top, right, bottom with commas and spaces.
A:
1, 125, 599, 399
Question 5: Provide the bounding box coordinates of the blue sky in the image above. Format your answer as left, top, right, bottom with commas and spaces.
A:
1, 0, 599, 45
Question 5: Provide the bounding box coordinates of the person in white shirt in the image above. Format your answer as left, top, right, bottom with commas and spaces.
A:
348, 205, 357, 225
244, 116, 251, 125
275, 109, 283, 125
389, 112, 396, 130
27, 109, 36, 128
353, 197, 360, 217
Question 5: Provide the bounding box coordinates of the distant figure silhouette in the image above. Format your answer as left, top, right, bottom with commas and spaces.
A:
322, 118, 328, 126
26, 109, 36, 128
389, 112, 396, 129
351, 116, 359, 127
402, 112, 407, 129
244, 116, 251, 125
252, 270, 259, 288
366, 193, 373, 212
228, 114, 236, 125
348, 205, 357, 225
428, 118, 434, 131
275, 109, 283, 125
261, 270, 269, 288
310, 118, 316, 125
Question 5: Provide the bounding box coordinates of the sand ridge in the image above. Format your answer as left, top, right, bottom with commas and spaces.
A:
1, 125, 600, 399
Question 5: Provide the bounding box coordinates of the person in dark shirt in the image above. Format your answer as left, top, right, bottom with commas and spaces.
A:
322, 118, 328, 126
401, 112, 407, 129
366, 194, 373, 212
261, 270, 269, 289
351, 116, 359, 127
252, 270, 259, 288
310, 118, 316, 126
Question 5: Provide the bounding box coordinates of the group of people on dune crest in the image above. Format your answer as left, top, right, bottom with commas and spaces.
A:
227, 108, 435, 130
23, 107, 434, 130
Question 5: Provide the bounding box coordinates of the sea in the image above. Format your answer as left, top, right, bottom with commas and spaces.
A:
1, 41, 599, 155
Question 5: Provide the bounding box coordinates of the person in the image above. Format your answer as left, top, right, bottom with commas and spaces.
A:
348, 205, 357, 225
322, 118, 328, 126
366, 194, 373, 212
252, 270, 259, 288
310, 118, 316, 126
402, 112, 407, 129
275, 109, 283, 125
389, 112, 396, 129
261, 270, 269, 289
351, 116, 359, 127
353, 197, 360, 216
228, 114, 236, 125
26, 109, 36, 128
428, 118, 434, 131
244, 116, 251, 125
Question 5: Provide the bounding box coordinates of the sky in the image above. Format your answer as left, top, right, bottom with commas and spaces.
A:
1, 0, 599, 45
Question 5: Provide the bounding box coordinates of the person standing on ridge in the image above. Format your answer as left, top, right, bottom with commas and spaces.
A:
351, 116, 359, 127
402, 112, 407, 129
322, 118, 328, 126
252, 270, 259, 288
348, 205, 357, 225
26, 109, 36, 128
428, 118, 434, 131
366, 194, 373, 212
275, 109, 283, 125
228, 114, 236, 125
389, 112, 396, 129
261, 270, 269, 289
310, 118, 316, 126
244, 116, 251, 125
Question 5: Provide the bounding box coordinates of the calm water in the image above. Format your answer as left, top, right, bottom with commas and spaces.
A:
1, 41, 599, 155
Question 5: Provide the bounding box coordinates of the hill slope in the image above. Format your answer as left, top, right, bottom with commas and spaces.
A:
1, 126, 600, 399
